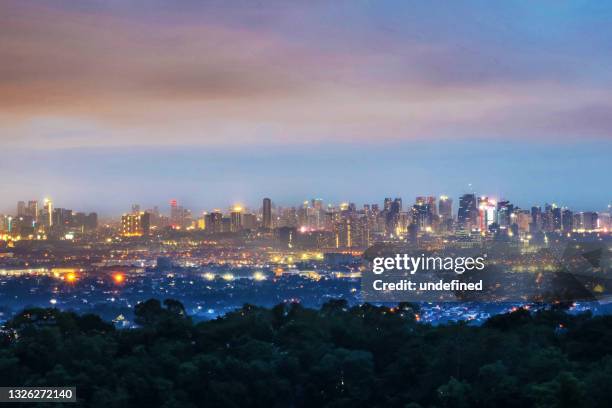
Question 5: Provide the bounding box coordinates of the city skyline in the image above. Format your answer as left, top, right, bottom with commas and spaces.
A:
3, 190, 610, 220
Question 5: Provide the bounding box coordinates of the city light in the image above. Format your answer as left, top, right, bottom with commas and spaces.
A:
65, 272, 78, 283
112, 273, 125, 284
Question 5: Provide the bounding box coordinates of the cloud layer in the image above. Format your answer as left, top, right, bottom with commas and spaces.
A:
2, 0, 612, 149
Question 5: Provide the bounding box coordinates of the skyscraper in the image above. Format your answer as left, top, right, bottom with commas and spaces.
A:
438, 196, 453, 221
27, 201, 38, 222
230, 206, 243, 232
263, 198, 272, 229
457, 194, 477, 230
205, 211, 223, 233
17, 201, 26, 217
121, 212, 150, 237
43, 198, 53, 227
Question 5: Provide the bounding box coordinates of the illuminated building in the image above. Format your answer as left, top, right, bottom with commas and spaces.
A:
384, 198, 402, 235
552, 206, 562, 231
412, 200, 432, 232
205, 211, 223, 233
170, 199, 178, 225
581, 212, 598, 231
562, 209, 573, 233
121, 212, 150, 237
43, 198, 53, 227
496, 200, 514, 228
262, 198, 272, 229
230, 206, 243, 232
27, 201, 38, 222
336, 218, 352, 248
477, 197, 497, 232
516, 210, 531, 233
169, 199, 192, 228
52, 208, 73, 228
457, 194, 477, 231
197, 215, 206, 230
438, 196, 453, 221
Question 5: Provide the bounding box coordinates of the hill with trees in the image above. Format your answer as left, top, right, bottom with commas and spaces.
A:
2, 299, 612, 407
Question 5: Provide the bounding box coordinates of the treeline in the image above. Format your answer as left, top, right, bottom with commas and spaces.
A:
2, 299, 612, 407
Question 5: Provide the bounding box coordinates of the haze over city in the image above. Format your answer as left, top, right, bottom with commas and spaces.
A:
1, 1, 611, 212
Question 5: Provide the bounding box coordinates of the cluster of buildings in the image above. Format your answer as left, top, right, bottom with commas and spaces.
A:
0, 199, 97, 241
1, 195, 610, 250
116, 195, 611, 249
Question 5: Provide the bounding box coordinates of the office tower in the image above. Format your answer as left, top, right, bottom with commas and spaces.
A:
552, 207, 562, 231
336, 218, 353, 248
416, 196, 437, 216
52, 208, 73, 228
121, 212, 150, 237
27, 201, 38, 222
478, 197, 497, 232
221, 217, 232, 233
263, 198, 272, 229
73, 212, 97, 232
516, 210, 531, 233
197, 213, 206, 230
131, 204, 141, 214
457, 194, 478, 230
43, 198, 53, 227
383, 198, 393, 212
242, 212, 257, 230
582, 212, 598, 231
385, 198, 402, 235
205, 211, 223, 234
496, 200, 514, 228
438, 196, 453, 221
0, 215, 9, 233
17, 201, 26, 217
311, 198, 323, 211
530, 206, 541, 233
230, 206, 243, 232
170, 199, 179, 226
541, 203, 554, 232
411, 202, 431, 232
562, 209, 573, 233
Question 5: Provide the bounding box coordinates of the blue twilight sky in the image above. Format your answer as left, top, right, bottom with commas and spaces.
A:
0, 1, 610, 214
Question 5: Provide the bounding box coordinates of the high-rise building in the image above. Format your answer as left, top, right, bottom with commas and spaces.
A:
552, 207, 562, 231
457, 194, 477, 230
496, 200, 514, 228
438, 196, 453, 221
230, 206, 243, 232
581, 212, 598, 231
52, 208, 73, 228
17, 201, 26, 217
43, 198, 53, 227
262, 198, 272, 229
242, 212, 257, 230
561, 209, 573, 233
205, 211, 223, 233
27, 201, 38, 222
478, 197, 497, 232
121, 212, 150, 237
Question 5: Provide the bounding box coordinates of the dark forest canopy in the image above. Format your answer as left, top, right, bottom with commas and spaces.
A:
2, 299, 612, 408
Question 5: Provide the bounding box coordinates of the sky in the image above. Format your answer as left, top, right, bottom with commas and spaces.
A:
0, 0, 611, 214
